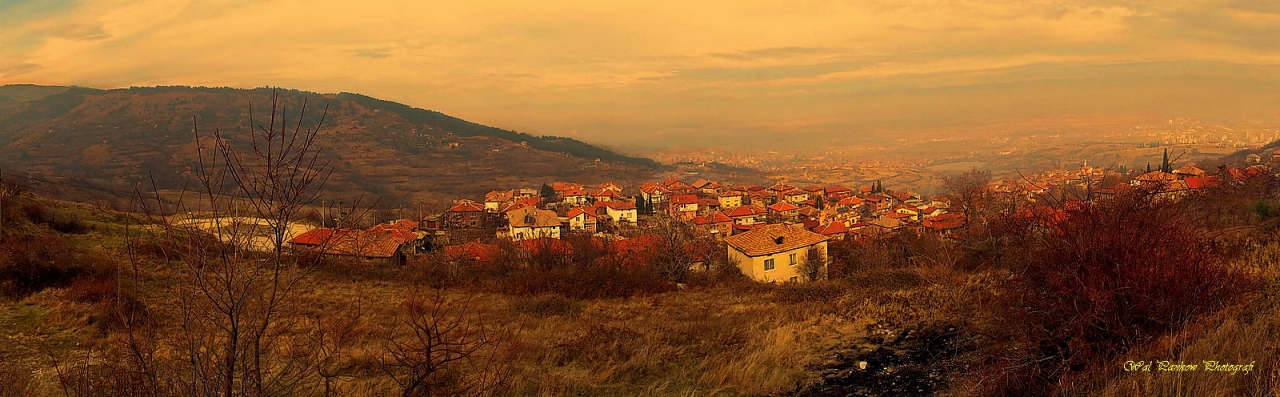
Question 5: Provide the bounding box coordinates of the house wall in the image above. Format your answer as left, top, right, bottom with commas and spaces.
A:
719, 195, 742, 208
730, 241, 828, 283
606, 208, 637, 223
510, 226, 561, 241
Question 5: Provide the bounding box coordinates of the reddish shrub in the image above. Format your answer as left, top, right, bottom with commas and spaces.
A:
974, 190, 1258, 395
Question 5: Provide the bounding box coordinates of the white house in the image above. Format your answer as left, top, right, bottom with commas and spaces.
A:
566, 208, 598, 232
601, 201, 638, 225
506, 206, 562, 241
724, 224, 829, 283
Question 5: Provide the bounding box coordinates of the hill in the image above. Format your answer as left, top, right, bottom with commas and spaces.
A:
0, 85, 662, 203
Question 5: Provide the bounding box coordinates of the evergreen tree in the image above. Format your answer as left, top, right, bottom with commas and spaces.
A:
1146, 162, 1152, 173
815, 196, 825, 210
635, 195, 646, 215
541, 183, 556, 201
1161, 148, 1170, 173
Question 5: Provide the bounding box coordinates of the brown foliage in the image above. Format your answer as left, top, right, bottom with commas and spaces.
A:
970, 190, 1259, 396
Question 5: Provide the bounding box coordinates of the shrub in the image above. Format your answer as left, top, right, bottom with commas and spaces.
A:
973, 190, 1259, 396
0, 233, 82, 298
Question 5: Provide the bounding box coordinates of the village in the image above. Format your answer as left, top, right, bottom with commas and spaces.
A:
283, 147, 1280, 284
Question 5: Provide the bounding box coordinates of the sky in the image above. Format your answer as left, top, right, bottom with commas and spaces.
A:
3, 0, 1280, 149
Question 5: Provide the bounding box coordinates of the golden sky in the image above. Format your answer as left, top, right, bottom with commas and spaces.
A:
3, 0, 1280, 148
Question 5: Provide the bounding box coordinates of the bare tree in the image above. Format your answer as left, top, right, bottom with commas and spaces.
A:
648, 215, 710, 283
797, 246, 827, 282
166, 90, 334, 396
940, 167, 992, 222
381, 289, 516, 397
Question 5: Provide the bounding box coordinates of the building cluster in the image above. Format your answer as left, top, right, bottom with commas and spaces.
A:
281, 175, 970, 283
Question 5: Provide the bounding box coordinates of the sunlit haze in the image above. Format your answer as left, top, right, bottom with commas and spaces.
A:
4, 0, 1280, 149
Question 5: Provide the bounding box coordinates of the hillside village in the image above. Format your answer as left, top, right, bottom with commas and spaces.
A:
285, 148, 1280, 283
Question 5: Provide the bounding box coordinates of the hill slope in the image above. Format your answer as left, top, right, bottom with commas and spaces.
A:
0, 85, 660, 202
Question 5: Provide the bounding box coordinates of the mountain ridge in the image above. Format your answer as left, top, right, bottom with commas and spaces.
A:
0, 85, 662, 203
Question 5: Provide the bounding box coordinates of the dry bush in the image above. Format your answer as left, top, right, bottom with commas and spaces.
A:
968, 190, 1260, 396
0, 232, 112, 299
381, 289, 518, 397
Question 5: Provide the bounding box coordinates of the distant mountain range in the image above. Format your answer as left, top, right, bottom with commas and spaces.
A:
0, 85, 662, 202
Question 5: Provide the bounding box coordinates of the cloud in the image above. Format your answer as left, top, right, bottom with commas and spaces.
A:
1, 0, 1279, 148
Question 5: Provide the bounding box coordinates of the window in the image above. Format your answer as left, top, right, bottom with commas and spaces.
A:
764, 258, 775, 271
789, 253, 797, 266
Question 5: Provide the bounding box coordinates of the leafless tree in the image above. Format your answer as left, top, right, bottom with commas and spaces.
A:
940, 167, 992, 222
163, 90, 334, 396
648, 215, 710, 283
381, 289, 517, 397
797, 246, 827, 282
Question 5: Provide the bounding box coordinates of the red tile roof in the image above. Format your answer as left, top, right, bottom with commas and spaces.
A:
448, 200, 485, 213
724, 224, 829, 257
601, 201, 637, 210
1183, 175, 1220, 189
671, 194, 700, 205
289, 228, 338, 246
724, 205, 766, 218
767, 202, 799, 212
813, 222, 848, 235
567, 207, 597, 220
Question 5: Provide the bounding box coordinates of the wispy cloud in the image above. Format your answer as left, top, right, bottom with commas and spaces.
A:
2, 0, 1279, 147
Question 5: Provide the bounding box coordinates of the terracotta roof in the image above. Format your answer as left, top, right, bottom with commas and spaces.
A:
671, 194, 700, 205
699, 198, 720, 207
825, 185, 852, 195
1173, 165, 1206, 176
724, 205, 767, 217
1135, 171, 1178, 183
767, 202, 799, 212
485, 190, 513, 202
641, 185, 671, 195
1184, 175, 1220, 189
289, 228, 337, 246
797, 206, 820, 217
591, 189, 620, 198
864, 194, 886, 203
693, 211, 733, 225
601, 201, 637, 210
746, 185, 767, 192
813, 222, 848, 235
769, 183, 796, 192
561, 189, 586, 197
724, 224, 829, 257
803, 185, 825, 193
838, 197, 865, 206
448, 200, 485, 213
923, 216, 965, 231
507, 206, 561, 228
870, 216, 903, 229
567, 208, 597, 220
294, 229, 406, 258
